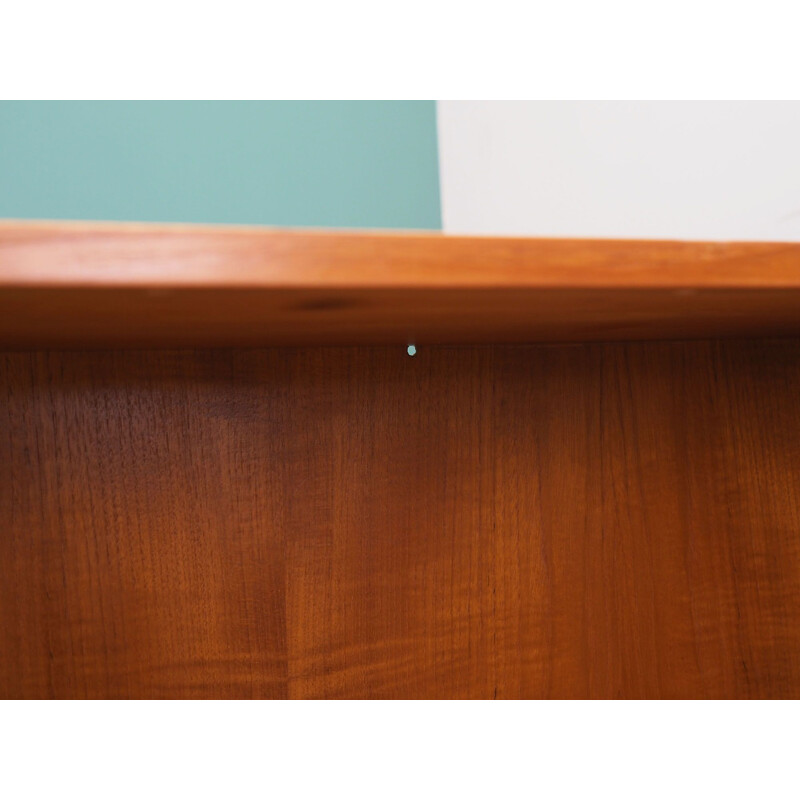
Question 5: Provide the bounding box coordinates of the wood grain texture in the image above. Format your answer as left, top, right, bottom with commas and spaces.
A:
3, 221, 800, 347
2, 340, 800, 698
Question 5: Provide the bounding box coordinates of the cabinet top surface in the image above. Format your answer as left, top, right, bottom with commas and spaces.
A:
2, 221, 800, 347
2, 220, 800, 289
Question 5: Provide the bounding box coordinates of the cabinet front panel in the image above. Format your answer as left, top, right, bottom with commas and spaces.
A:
2, 342, 799, 698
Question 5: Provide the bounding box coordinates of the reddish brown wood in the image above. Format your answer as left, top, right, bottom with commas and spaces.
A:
3, 222, 800, 347
2, 341, 799, 699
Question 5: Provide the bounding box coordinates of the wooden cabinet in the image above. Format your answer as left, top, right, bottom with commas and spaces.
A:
2, 223, 799, 698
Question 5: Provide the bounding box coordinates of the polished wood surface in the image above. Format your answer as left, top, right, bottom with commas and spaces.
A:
2, 341, 799, 699
3, 222, 800, 346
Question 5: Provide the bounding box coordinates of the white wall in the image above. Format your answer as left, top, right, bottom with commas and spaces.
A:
437, 102, 800, 241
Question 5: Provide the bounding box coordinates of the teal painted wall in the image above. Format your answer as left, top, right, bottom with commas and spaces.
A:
0, 101, 441, 229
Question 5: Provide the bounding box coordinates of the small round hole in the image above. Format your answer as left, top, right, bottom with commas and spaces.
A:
407, 345, 417, 357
